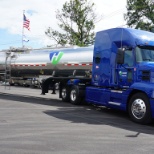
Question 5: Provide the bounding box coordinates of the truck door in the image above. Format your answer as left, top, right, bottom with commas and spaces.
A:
117, 49, 134, 87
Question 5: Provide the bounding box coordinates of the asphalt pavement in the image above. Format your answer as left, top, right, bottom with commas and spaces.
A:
0, 85, 154, 154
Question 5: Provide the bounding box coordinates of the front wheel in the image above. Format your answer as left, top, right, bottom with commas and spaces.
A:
128, 93, 152, 124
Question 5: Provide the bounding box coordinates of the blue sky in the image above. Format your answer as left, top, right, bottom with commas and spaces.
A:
0, 29, 22, 49
0, 0, 127, 51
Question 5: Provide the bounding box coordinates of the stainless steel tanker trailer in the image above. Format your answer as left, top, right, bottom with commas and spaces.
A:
0, 46, 93, 87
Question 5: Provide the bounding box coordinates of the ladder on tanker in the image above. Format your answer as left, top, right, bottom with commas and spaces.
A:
4, 52, 12, 90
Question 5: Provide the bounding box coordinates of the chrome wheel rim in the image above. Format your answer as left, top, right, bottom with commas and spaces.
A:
131, 99, 146, 119
62, 88, 66, 98
70, 90, 76, 101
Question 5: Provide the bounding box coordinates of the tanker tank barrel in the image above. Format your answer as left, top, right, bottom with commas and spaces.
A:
0, 45, 93, 88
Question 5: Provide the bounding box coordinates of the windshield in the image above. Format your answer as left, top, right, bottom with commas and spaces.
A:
136, 46, 154, 62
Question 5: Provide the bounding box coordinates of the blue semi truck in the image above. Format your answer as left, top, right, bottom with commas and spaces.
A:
42, 27, 154, 124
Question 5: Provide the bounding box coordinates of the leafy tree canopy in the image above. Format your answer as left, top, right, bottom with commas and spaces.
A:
124, 0, 154, 32
45, 0, 96, 47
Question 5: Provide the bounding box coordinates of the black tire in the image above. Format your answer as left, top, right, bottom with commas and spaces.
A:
61, 86, 70, 102
128, 93, 152, 124
70, 85, 82, 105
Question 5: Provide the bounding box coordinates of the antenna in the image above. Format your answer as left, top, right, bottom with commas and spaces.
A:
120, 28, 124, 49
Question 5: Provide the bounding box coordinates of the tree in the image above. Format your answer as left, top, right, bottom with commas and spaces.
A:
124, 0, 154, 31
45, 0, 96, 47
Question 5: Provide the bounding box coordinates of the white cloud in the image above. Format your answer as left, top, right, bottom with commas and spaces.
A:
0, 0, 127, 48
94, 0, 127, 31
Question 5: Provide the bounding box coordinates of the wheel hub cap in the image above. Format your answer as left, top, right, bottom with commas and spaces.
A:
71, 90, 76, 101
62, 89, 66, 98
131, 99, 146, 119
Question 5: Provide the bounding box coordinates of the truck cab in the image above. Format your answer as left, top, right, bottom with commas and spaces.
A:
86, 28, 154, 124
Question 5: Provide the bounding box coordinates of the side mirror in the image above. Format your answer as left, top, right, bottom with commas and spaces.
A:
117, 48, 124, 64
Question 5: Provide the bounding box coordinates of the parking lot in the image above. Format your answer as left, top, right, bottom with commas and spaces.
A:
0, 85, 154, 154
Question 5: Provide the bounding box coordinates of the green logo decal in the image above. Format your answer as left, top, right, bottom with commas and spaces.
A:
50, 52, 64, 65
119, 71, 122, 76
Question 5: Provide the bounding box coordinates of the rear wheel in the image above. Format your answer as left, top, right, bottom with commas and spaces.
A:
70, 86, 82, 105
128, 93, 152, 124
61, 86, 70, 102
